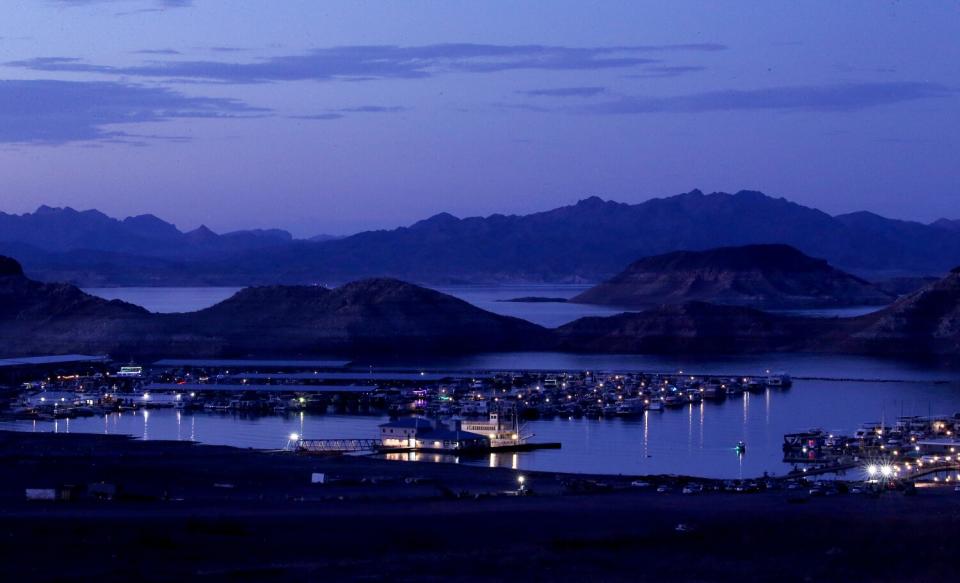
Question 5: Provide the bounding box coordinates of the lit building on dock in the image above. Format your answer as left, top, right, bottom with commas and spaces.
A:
379, 418, 488, 452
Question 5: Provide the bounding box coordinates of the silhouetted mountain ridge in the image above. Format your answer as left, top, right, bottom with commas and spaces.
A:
0, 206, 294, 265
5, 190, 960, 285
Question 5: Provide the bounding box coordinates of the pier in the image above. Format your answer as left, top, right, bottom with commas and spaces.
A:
295, 438, 383, 453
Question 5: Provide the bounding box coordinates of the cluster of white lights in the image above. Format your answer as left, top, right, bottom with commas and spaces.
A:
866, 463, 898, 479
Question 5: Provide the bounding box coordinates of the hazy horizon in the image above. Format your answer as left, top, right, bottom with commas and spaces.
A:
1, 1, 957, 236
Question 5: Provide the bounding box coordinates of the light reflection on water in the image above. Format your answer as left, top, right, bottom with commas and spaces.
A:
5, 378, 960, 479
59, 286, 960, 478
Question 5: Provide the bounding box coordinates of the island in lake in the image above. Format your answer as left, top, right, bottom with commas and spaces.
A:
2, 254, 960, 360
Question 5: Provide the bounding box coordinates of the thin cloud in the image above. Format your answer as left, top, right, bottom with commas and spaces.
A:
335, 105, 407, 113
132, 48, 181, 55
0, 79, 264, 144
7, 43, 725, 84
575, 82, 954, 114
52, 0, 192, 6
627, 65, 706, 78
290, 113, 344, 121
290, 106, 408, 120
520, 87, 606, 98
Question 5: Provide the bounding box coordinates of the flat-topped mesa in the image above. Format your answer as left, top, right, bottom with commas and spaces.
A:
572, 244, 894, 310
0, 256, 24, 277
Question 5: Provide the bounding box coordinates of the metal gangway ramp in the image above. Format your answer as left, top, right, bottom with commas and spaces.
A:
295, 438, 382, 454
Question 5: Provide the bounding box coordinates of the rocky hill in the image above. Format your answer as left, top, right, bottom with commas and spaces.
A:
179, 278, 549, 355
4, 253, 960, 359
842, 267, 960, 357
555, 302, 822, 354
571, 244, 893, 309
0, 257, 547, 358
557, 270, 960, 357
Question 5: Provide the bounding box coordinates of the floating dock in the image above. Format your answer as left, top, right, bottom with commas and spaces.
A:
294, 438, 560, 455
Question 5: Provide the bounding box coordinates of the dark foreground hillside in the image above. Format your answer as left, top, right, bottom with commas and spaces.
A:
1, 432, 958, 583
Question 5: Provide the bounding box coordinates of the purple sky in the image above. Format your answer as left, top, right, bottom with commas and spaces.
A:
0, 1, 957, 236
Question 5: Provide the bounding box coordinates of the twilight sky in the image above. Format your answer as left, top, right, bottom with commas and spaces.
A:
0, 1, 957, 236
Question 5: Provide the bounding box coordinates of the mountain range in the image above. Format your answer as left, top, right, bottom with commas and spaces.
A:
5, 190, 960, 285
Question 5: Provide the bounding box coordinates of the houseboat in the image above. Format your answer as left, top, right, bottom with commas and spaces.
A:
459, 410, 527, 448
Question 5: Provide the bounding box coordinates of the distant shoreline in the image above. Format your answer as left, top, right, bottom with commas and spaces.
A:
496, 296, 569, 303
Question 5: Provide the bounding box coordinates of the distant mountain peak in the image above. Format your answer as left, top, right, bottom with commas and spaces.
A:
411, 212, 460, 229
575, 195, 607, 206
34, 204, 68, 215
124, 213, 170, 225
185, 224, 218, 242
122, 213, 182, 238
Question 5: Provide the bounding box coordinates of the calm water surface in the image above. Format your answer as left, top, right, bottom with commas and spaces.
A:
84, 284, 883, 326
64, 286, 957, 478
4, 374, 960, 479
86, 284, 631, 326
85, 287, 242, 314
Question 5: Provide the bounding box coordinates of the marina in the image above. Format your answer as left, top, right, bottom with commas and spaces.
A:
3, 355, 960, 479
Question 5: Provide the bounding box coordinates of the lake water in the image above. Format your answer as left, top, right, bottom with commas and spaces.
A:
86, 286, 243, 314
4, 374, 960, 479
59, 286, 955, 479
84, 285, 882, 327
85, 284, 629, 326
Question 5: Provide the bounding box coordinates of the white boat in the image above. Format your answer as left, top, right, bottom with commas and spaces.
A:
616, 399, 645, 417
766, 372, 792, 387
